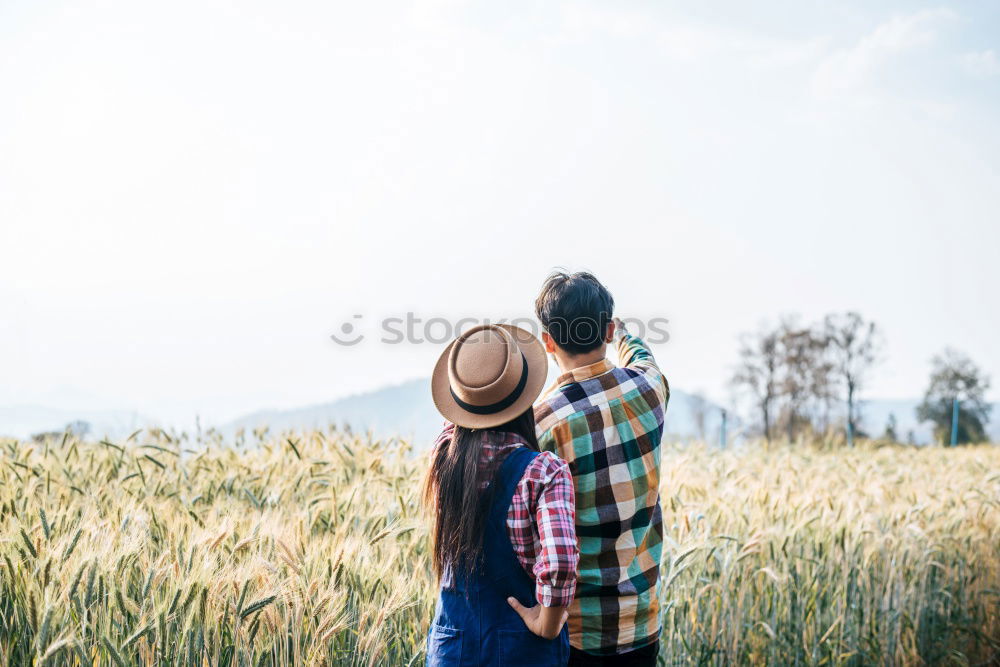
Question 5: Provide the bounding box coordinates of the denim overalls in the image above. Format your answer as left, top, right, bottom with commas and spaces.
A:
426, 447, 570, 666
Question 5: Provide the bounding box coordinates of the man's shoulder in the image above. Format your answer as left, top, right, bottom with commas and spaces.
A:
535, 367, 670, 436
535, 366, 660, 434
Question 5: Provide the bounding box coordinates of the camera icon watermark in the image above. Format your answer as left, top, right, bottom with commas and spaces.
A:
330, 314, 365, 346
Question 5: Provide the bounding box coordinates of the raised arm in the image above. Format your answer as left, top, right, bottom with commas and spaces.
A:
613, 317, 669, 403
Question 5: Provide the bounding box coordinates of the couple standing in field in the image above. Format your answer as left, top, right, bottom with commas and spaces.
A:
424, 272, 669, 666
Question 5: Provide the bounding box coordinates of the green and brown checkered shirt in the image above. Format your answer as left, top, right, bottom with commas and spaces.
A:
534, 332, 669, 655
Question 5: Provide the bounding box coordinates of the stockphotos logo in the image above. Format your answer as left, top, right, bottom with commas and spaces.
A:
329, 314, 670, 346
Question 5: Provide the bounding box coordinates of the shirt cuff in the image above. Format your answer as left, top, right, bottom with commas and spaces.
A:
536, 582, 576, 608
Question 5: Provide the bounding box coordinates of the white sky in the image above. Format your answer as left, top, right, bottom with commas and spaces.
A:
2, 0, 998, 426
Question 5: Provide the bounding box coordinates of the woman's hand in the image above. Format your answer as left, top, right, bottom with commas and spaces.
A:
506, 597, 569, 640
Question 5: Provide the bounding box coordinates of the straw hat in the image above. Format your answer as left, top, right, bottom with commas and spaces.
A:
431, 324, 548, 429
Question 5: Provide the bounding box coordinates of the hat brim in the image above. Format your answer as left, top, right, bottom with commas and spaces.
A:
431, 324, 548, 429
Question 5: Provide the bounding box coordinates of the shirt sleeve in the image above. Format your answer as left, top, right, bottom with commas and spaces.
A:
616, 331, 669, 405
520, 451, 578, 607
537, 413, 575, 465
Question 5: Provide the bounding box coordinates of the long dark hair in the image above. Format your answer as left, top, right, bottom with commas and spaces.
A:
424, 408, 539, 583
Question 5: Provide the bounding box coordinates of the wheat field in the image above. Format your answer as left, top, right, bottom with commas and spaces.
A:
0, 429, 997, 666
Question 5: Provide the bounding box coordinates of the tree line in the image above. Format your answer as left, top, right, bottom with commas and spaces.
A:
730, 312, 993, 445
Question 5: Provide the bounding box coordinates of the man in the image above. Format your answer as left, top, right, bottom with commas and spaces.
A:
533, 271, 669, 666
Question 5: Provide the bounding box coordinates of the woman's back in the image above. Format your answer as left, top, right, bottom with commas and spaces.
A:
428, 446, 568, 666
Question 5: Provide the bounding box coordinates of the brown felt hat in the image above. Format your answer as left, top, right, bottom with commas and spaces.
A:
431, 323, 548, 429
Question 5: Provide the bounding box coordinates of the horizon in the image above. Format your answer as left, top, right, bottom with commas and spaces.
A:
6, 372, 998, 445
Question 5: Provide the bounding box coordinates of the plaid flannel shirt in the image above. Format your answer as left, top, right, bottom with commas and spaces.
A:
433, 426, 579, 607
535, 332, 669, 655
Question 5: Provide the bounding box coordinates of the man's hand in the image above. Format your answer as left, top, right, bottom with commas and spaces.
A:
613, 317, 627, 339
506, 597, 568, 640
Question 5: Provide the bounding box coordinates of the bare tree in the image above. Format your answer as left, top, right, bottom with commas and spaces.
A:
731, 326, 780, 442
778, 321, 814, 440
777, 318, 835, 441
733, 313, 884, 445
823, 312, 882, 445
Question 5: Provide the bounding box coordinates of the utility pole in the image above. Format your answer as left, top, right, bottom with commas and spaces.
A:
950, 398, 960, 447
720, 409, 727, 449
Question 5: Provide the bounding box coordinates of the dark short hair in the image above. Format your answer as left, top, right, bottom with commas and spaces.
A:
534, 271, 614, 355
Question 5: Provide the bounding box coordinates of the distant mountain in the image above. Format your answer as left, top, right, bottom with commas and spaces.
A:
225, 378, 441, 444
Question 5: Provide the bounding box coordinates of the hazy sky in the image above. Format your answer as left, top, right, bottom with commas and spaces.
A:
2, 0, 998, 426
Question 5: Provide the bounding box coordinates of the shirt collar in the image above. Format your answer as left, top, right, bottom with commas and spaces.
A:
551, 358, 615, 390
482, 429, 531, 449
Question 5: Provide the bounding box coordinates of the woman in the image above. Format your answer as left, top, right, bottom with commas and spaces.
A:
425, 323, 577, 666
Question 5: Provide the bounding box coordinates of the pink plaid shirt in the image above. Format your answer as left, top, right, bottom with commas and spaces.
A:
434, 424, 578, 607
